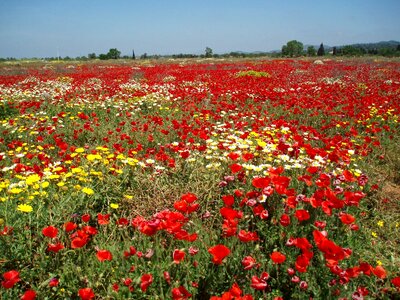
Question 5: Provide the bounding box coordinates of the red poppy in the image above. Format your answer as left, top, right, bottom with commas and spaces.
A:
295, 254, 310, 273
250, 272, 269, 290
372, 266, 387, 279
96, 249, 113, 262
64, 221, 77, 232
339, 212, 356, 225
279, 214, 291, 227
173, 249, 186, 264
47, 242, 64, 253
42, 226, 58, 238
81, 214, 91, 222
78, 287, 95, 300
252, 176, 271, 189
97, 213, 110, 225
295, 209, 310, 222
221, 195, 235, 207
2, 270, 20, 289
163, 271, 171, 285
21, 289, 36, 300
270, 251, 286, 264
242, 256, 257, 270
172, 286, 192, 300
71, 236, 88, 249
238, 230, 259, 242
229, 163, 242, 173
392, 277, 400, 288
140, 273, 153, 292
208, 244, 231, 265
49, 278, 59, 287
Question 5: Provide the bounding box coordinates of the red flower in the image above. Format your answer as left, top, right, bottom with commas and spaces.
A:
270, 251, 286, 264
2, 270, 20, 289
47, 242, 64, 253
372, 266, 387, 279
163, 271, 171, 285
252, 176, 271, 189
140, 273, 153, 292
392, 277, 400, 288
81, 214, 90, 222
238, 230, 259, 242
295, 209, 310, 222
71, 236, 88, 249
64, 221, 77, 232
279, 214, 291, 227
173, 249, 186, 264
208, 244, 230, 265
21, 289, 36, 300
242, 256, 257, 270
222, 195, 235, 207
42, 226, 58, 238
97, 213, 110, 225
49, 278, 59, 287
78, 287, 95, 300
96, 249, 113, 262
295, 254, 310, 273
229, 163, 242, 173
250, 272, 269, 290
339, 212, 356, 225
172, 285, 192, 300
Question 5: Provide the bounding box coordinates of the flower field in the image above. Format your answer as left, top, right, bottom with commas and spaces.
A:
0, 58, 399, 299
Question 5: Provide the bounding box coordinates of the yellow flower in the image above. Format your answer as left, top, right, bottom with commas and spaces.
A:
110, 203, 119, 209
87, 154, 102, 161
75, 148, 85, 153
41, 181, 50, 188
371, 231, 378, 238
377, 260, 382, 266
26, 174, 41, 185
17, 204, 33, 213
82, 187, 94, 195
9, 188, 23, 194
377, 220, 384, 227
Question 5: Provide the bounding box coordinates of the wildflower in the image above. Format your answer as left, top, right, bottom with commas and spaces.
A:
110, 203, 119, 209
2, 270, 20, 289
21, 289, 36, 300
81, 187, 94, 195
78, 287, 95, 300
75, 148, 85, 153
172, 249, 186, 264
208, 244, 230, 265
270, 251, 286, 264
377, 220, 384, 227
97, 213, 110, 225
17, 204, 33, 213
172, 286, 192, 300
42, 226, 58, 238
392, 277, 400, 288
96, 249, 113, 262
242, 256, 257, 270
250, 272, 269, 290
140, 273, 153, 292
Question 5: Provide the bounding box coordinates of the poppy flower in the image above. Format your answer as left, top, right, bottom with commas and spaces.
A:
172, 286, 192, 300
252, 176, 271, 189
229, 163, 242, 173
64, 222, 77, 232
270, 251, 286, 264
47, 242, 64, 253
21, 289, 36, 300
279, 214, 291, 227
96, 249, 113, 262
238, 230, 259, 242
208, 244, 230, 265
172, 249, 186, 264
163, 271, 171, 285
372, 266, 387, 279
392, 277, 400, 288
97, 213, 110, 225
140, 273, 153, 292
250, 272, 269, 290
78, 287, 95, 300
242, 256, 257, 270
42, 226, 58, 238
2, 270, 20, 289
294, 209, 310, 222
222, 195, 235, 207
339, 212, 356, 225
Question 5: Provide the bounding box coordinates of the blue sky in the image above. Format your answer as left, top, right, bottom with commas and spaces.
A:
0, 0, 399, 58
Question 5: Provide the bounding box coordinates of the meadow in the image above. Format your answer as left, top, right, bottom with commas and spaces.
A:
0, 58, 399, 299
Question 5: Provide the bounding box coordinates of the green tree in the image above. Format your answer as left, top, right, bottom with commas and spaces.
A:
88, 53, 96, 59
107, 48, 121, 59
205, 47, 213, 58
307, 46, 316, 56
282, 40, 303, 57
317, 43, 325, 56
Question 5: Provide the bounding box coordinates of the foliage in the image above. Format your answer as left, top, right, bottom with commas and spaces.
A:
205, 47, 213, 58
307, 46, 316, 57
282, 40, 304, 57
